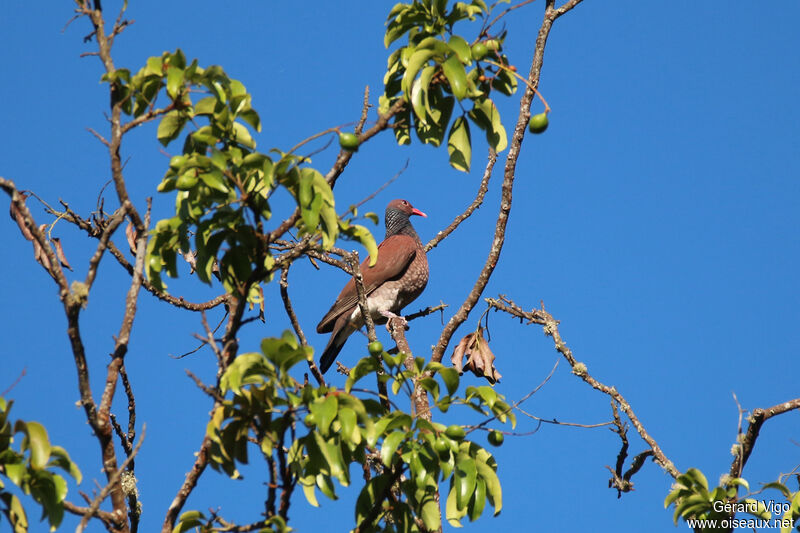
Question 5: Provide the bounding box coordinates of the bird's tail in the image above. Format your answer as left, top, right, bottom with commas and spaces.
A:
319, 323, 356, 374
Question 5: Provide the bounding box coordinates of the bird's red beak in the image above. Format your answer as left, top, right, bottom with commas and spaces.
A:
411, 207, 427, 218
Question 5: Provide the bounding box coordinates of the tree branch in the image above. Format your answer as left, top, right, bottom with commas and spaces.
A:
729, 398, 800, 478
424, 150, 496, 253
431, 0, 582, 363
486, 295, 679, 478
279, 264, 325, 385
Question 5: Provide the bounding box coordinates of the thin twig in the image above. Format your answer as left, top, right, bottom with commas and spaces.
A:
280, 264, 325, 385
350, 159, 410, 212
425, 150, 495, 253
482, 0, 539, 36
430, 0, 587, 365
77, 424, 146, 533
486, 295, 679, 478
730, 398, 800, 479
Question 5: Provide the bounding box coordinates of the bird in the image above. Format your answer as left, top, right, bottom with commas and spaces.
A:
316, 199, 429, 373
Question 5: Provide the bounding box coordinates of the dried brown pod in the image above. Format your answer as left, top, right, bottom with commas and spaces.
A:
125, 220, 138, 256
10, 193, 34, 241
450, 326, 502, 384
33, 224, 52, 271
52, 237, 73, 271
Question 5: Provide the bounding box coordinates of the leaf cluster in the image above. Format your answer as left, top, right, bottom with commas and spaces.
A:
196, 334, 512, 531
664, 468, 769, 527
104, 49, 378, 295
0, 397, 82, 533
381, 0, 517, 171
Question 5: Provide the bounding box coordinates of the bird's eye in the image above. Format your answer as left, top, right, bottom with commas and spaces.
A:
402, 200, 408, 205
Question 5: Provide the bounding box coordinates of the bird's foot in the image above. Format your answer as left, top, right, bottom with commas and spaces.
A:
380, 310, 408, 331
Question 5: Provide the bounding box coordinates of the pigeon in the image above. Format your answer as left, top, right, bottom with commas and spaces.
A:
316, 199, 429, 373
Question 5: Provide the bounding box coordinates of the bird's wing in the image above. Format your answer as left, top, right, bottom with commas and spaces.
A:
316, 235, 418, 333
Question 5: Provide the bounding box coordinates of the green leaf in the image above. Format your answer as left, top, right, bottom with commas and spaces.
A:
166, 66, 184, 99
301, 476, 320, 507
417, 377, 440, 402
316, 473, 338, 499
311, 395, 338, 436
4, 462, 25, 485
475, 455, 502, 514
684, 467, 709, 490
672, 493, 708, 524
455, 455, 477, 510
48, 446, 82, 484
446, 479, 467, 527
345, 357, 381, 392
239, 108, 262, 132
447, 115, 472, 172
439, 367, 460, 396
343, 224, 378, 267
742, 498, 771, 520
145, 55, 163, 76
410, 66, 435, 125
763, 481, 792, 499
420, 492, 441, 530
195, 96, 218, 115
448, 35, 472, 65
338, 407, 360, 445
2, 493, 29, 533
394, 107, 412, 145
469, 477, 486, 521
173, 510, 205, 533
232, 122, 256, 149
157, 111, 188, 147
381, 431, 406, 467
491, 67, 518, 96
199, 170, 228, 194
402, 48, 437, 100
442, 55, 468, 100
469, 97, 507, 152
725, 477, 749, 491
664, 488, 684, 508
23, 421, 51, 470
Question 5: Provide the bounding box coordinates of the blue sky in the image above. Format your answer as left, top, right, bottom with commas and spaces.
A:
2, 1, 799, 532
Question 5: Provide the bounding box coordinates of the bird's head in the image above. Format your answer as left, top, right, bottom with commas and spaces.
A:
386, 199, 427, 219
385, 199, 426, 237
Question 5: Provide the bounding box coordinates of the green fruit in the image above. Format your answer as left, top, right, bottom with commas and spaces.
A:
487, 430, 504, 447
169, 154, 187, 169
304, 413, 316, 427
175, 172, 199, 190
445, 424, 466, 440
148, 255, 161, 273
434, 437, 450, 456
339, 132, 360, 152
528, 112, 549, 134
157, 178, 177, 193
368, 341, 384, 355
471, 43, 489, 61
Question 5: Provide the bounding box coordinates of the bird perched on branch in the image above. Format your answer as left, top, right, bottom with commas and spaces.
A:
316, 199, 429, 373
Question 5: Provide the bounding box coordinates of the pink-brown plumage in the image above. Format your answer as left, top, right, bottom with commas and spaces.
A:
316, 199, 428, 373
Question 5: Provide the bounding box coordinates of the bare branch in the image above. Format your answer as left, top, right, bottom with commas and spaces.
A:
482, 0, 539, 36
430, 0, 585, 363
405, 303, 448, 323
0, 177, 70, 293
76, 424, 146, 533
730, 398, 800, 478
63, 500, 118, 531
425, 150, 496, 253
279, 265, 325, 385
486, 295, 680, 478
351, 159, 409, 212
